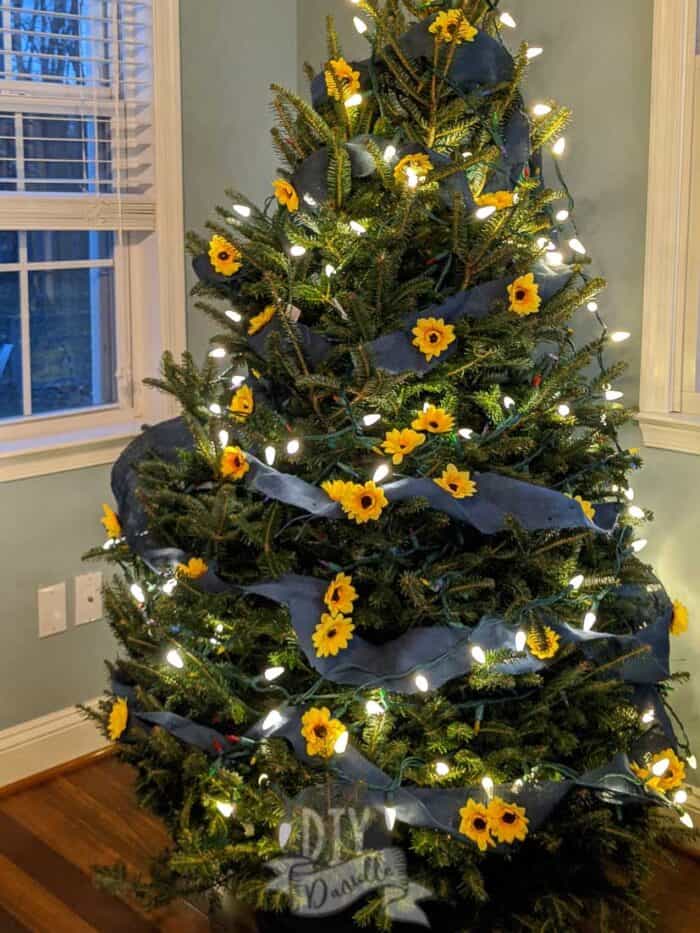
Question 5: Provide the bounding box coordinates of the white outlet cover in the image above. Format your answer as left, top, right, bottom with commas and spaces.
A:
38, 582, 67, 638
75, 572, 103, 626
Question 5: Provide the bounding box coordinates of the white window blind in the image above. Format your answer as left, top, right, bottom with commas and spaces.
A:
0, 0, 154, 203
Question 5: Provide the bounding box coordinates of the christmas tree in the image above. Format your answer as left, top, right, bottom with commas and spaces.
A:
88, 3, 696, 930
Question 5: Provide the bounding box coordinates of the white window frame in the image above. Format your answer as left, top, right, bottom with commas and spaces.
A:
639, 0, 700, 453
0, 0, 186, 481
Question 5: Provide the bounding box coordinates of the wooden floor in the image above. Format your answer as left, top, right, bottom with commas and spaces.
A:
0, 756, 697, 932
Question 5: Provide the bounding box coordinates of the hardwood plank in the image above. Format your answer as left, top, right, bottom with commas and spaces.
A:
0, 904, 31, 933
0, 811, 156, 933
0, 854, 97, 933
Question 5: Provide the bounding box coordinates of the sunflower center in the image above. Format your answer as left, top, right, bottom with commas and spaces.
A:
219, 251, 230, 261
502, 812, 517, 824
361, 495, 374, 509
449, 483, 459, 492
473, 817, 487, 831
429, 420, 439, 429
327, 628, 337, 639
428, 332, 439, 343
515, 288, 526, 301
314, 725, 328, 738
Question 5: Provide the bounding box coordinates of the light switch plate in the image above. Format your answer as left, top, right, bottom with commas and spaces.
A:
38, 582, 67, 638
75, 572, 103, 626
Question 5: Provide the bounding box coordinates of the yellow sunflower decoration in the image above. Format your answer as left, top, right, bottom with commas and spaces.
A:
176, 557, 208, 580
670, 600, 689, 637
322, 479, 354, 503
476, 191, 516, 210
248, 304, 277, 336
411, 405, 455, 434
574, 496, 596, 522
434, 464, 477, 500
487, 797, 529, 845
273, 179, 299, 213
507, 273, 541, 317
429, 11, 478, 45
393, 153, 433, 186
458, 799, 495, 851
220, 446, 250, 481
301, 707, 346, 758
312, 612, 356, 658
208, 234, 242, 277
526, 626, 560, 660
341, 481, 388, 524
108, 697, 129, 741
230, 384, 254, 419
101, 503, 122, 539
632, 748, 686, 792
381, 428, 426, 465
324, 57, 361, 102
412, 317, 456, 362
324, 572, 358, 615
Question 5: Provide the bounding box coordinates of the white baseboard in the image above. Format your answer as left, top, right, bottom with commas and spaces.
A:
0, 699, 109, 789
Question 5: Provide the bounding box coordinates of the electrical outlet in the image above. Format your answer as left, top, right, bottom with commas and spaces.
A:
38, 583, 67, 638
75, 572, 103, 626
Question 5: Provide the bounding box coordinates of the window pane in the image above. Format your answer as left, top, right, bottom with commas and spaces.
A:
27, 230, 114, 263
9, 0, 111, 87
0, 232, 19, 264
0, 113, 17, 192
29, 266, 117, 415
23, 114, 113, 194
0, 272, 22, 419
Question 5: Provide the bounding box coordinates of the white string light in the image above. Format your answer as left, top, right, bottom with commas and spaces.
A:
674, 789, 688, 805
628, 505, 645, 520
225, 309, 242, 323
373, 463, 391, 484
303, 193, 318, 208
262, 709, 283, 731
532, 103, 552, 117
481, 776, 495, 798
345, 93, 363, 108
556, 209, 569, 222
279, 822, 292, 848
219, 430, 229, 447
353, 15, 368, 34
515, 630, 527, 652
216, 801, 235, 818
471, 645, 487, 664
289, 245, 306, 257
405, 168, 419, 189
162, 578, 178, 596
605, 389, 624, 401
526, 46, 544, 59
631, 539, 648, 553
499, 11, 517, 28
264, 666, 285, 682
334, 730, 350, 754
435, 762, 450, 777
651, 757, 670, 777
209, 403, 222, 415
610, 331, 631, 343
349, 220, 367, 234
552, 137, 567, 157
363, 413, 381, 427
587, 301, 599, 312
325, 263, 337, 277
383, 144, 397, 162
583, 611, 597, 632
476, 205, 497, 220
462, 150, 473, 159
680, 812, 694, 829
569, 574, 584, 591
209, 347, 226, 359
458, 428, 474, 440
166, 648, 184, 669
231, 374, 246, 388
130, 583, 145, 603
503, 396, 515, 410
385, 806, 397, 831
688, 754, 697, 770
557, 403, 571, 417
569, 238, 586, 255
233, 204, 251, 218
624, 488, 635, 501
366, 699, 385, 716
265, 446, 277, 466
415, 674, 429, 693
641, 709, 655, 724
546, 250, 564, 265
287, 439, 301, 456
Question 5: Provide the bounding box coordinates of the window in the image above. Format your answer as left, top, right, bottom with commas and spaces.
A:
639, 0, 700, 452
0, 0, 185, 481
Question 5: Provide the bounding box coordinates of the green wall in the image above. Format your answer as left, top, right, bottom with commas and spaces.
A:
298, 0, 699, 763
0, 0, 298, 734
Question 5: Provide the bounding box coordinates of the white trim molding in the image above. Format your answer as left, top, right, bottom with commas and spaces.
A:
0, 700, 108, 789
639, 0, 700, 452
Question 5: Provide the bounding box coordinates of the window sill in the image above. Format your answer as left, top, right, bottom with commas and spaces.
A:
0, 420, 143, 482
637, 411, 700, 455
